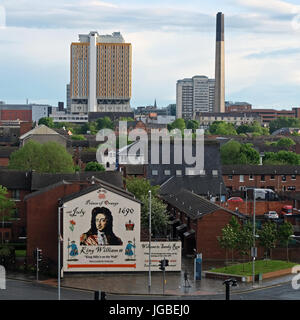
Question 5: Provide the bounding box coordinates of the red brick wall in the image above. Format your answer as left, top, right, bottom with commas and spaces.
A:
26, 184, 82, 266
223, 173, 300, 192
1, 110, 32, 121
196, 209, 240, 260
224, 200, 293, 216
0, 158, 9, 166
20, 122, 33, 136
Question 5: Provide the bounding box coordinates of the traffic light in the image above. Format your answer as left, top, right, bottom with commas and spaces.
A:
101, 291, 106, 300
159, 259, 165, 271
164, 259, 169, 267
94, 290, 106, 300
37, 248, 42, 262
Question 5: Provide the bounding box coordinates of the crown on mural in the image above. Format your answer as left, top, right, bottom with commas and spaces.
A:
125, 220, 135, 231
98, 193, 106, 199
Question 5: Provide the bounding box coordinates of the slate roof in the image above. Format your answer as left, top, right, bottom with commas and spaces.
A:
146, 140, 223, 186
222, 165, 300, 175
31, 171, 124, 190
160, 188, 246, 220
159, 174, 226, 197
124, 165, 145, 175
0, 169, 124, 191
0, 169, 32, 190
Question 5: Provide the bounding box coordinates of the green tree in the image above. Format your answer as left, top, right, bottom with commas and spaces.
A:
278, 221, 294, 262
209, 121, 237, 135
8, 140, 75, 173
220, 140, 241, 165
0, 186, 16, 244
276, 137, 296, 149
80, 122, 98, 135
84, 162, 105, 172
269, 117, 300, 134
140, 194, 168, 237
126, 177, 159, 200
38, 117, 54, 128
263, 151, 300, 165
167, 118, 186, 132
96, 117, 114, 131
186, 120, 199, 132
237, 221, 253, 268
71, 134, 86, 141
217, 224, 238, 266
258, 221, 277, 260
126, 177, 166, 235
220, 140, 260, 165
240, 143, 260, 164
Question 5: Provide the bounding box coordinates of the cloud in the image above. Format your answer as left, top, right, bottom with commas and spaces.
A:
234, 0, 299, 15
245, 47, 300, 59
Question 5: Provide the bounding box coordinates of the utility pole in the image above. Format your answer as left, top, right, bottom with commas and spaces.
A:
252, 189, 256, 286
148, 190, 151, 293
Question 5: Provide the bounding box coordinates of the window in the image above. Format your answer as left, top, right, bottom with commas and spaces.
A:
282, 175, 286, 182
249, 174, 254, 180
176, 170, 182, 176
200, 170, 206, 176
164, 170, 171, 176
288, 186, 296, 191
212, 170, 218, 176
292, 174, 296, 180
240, 175, 244, 182
270, 175, 275, 180
261, 175, 265, 182
152, 170, 158, 176
228, 175, 233, 180
11, 190, 20, 200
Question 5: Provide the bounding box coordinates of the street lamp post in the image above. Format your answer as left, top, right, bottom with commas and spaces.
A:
58, 203, 66, 301
252, 189, 256, 286
148, 190, 151, 293
220, 182, 223, 205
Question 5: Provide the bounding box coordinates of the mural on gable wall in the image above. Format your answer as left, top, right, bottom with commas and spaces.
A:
63, 187, 181, 272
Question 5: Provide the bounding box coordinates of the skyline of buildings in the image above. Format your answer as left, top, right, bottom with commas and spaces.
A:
70, 31, 132, 114
176, 75, 215, 119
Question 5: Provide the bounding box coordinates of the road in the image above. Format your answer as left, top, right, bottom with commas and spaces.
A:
1, 279, 300, 300
0, 279, 93, 300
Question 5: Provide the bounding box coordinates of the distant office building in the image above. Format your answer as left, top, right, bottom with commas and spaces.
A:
70, 31, 132, 114
66, 84, 71, 111
176, 76, 215, 120
195, 111, 261, 129
0, 104, 51, 123
225, 101, 252, 112
247, 108, 300, 126
58, 102, 64, 112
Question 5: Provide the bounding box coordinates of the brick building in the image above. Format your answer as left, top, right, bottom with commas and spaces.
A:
222, 165, 300, 193
0, 169, 124, 242
24, 177, 141, 272
160, 188, 246, 260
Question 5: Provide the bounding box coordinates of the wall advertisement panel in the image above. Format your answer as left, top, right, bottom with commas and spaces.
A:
63, 187, 181, 272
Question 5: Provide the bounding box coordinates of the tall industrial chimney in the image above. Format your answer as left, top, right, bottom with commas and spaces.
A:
214, 12, 225, 113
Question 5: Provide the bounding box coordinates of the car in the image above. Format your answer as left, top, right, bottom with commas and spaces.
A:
227, 197, 243, 203
264, 211, 279, 219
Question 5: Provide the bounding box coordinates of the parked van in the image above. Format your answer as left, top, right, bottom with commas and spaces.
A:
253, 188, 278, 201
